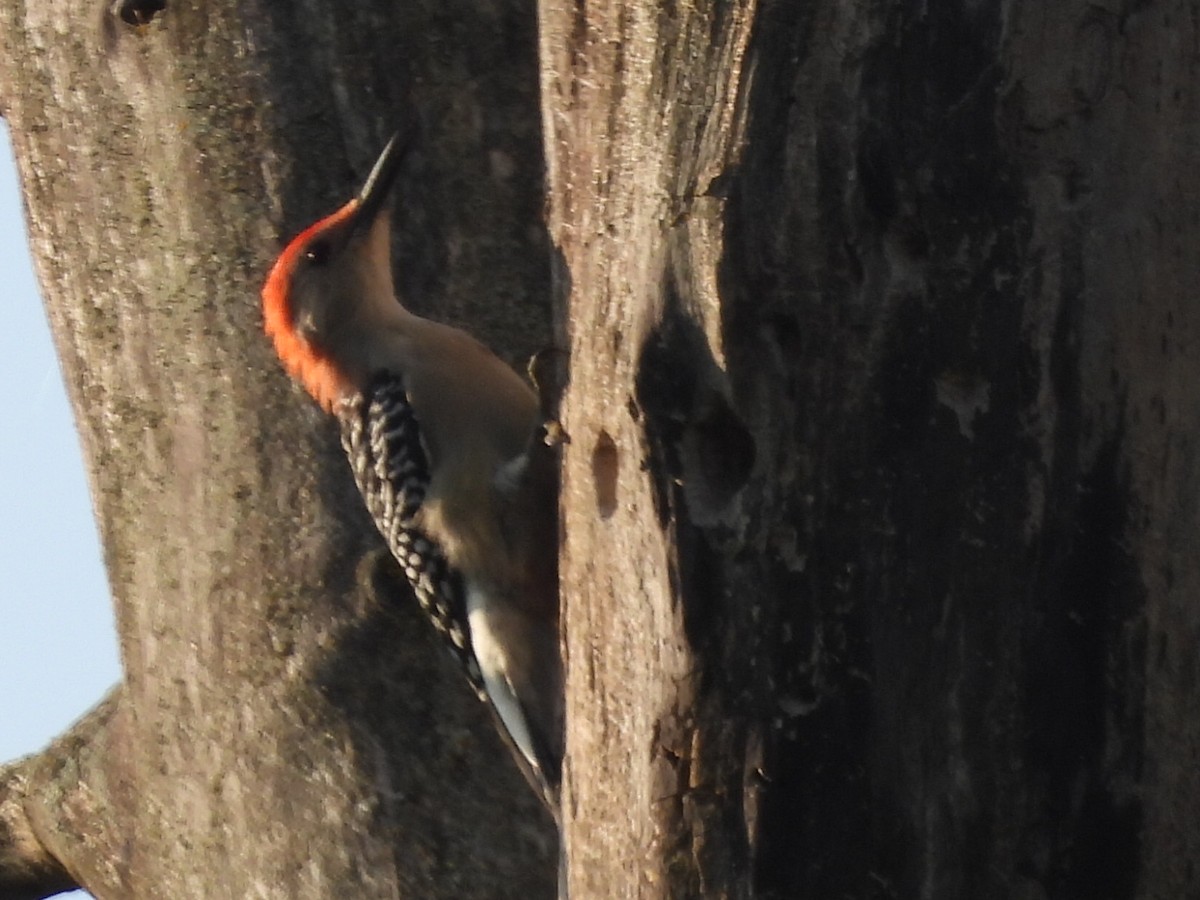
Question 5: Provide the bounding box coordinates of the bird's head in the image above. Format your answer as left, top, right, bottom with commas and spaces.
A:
262, 133, 408, 412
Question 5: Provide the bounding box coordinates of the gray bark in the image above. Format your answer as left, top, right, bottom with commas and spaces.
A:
0, 0, 555, 897
4, 0, 1200, 898
543, 0, 1200, 897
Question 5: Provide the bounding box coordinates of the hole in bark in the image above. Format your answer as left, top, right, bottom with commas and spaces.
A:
117, 0, 166, 26
592, 430, 619, 519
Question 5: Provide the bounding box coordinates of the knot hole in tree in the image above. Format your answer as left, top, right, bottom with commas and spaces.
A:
592, 430, 619, 519
114, 0, 166, 27
635, 291, 755, 529
635, 284, 756, 651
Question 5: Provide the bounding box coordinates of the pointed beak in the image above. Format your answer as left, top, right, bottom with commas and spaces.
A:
350, 132, 409, 234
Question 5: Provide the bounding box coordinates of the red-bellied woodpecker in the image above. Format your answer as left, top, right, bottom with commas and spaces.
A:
261, 133, 562, 814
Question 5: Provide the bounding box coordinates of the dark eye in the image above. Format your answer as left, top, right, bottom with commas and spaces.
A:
305, 240, 331, 266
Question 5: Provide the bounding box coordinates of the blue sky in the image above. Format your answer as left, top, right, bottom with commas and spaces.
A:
1, 122, 118, 899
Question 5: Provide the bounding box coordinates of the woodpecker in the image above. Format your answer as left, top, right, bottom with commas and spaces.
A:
262, 134, 562, 813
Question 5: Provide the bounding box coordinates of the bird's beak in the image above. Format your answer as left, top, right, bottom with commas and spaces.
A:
351, 132, 409, 235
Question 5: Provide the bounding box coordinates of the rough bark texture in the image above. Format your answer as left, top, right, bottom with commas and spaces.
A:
0, 1, 555, 897
543, 0, 1200, 897
4, 0, 1199, 897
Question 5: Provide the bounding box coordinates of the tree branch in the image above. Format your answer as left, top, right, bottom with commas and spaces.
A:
0, 689, 124, 900
0, 764, 76, 900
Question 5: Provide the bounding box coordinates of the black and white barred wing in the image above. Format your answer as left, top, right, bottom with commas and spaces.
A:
338, 373, 485, 697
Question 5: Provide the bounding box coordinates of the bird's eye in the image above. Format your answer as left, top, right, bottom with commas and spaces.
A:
305, 240, 331, 266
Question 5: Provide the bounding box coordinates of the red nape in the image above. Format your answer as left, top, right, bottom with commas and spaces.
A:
261, 199, 359, 413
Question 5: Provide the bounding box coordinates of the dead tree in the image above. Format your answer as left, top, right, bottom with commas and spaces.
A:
543, 0, 1200, 897
3, 0, 1199, 898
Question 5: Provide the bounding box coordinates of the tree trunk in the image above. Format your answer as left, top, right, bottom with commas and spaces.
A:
0, 1, 555, 897
5, 0, 1200, 898
542, 0, 1200, 897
